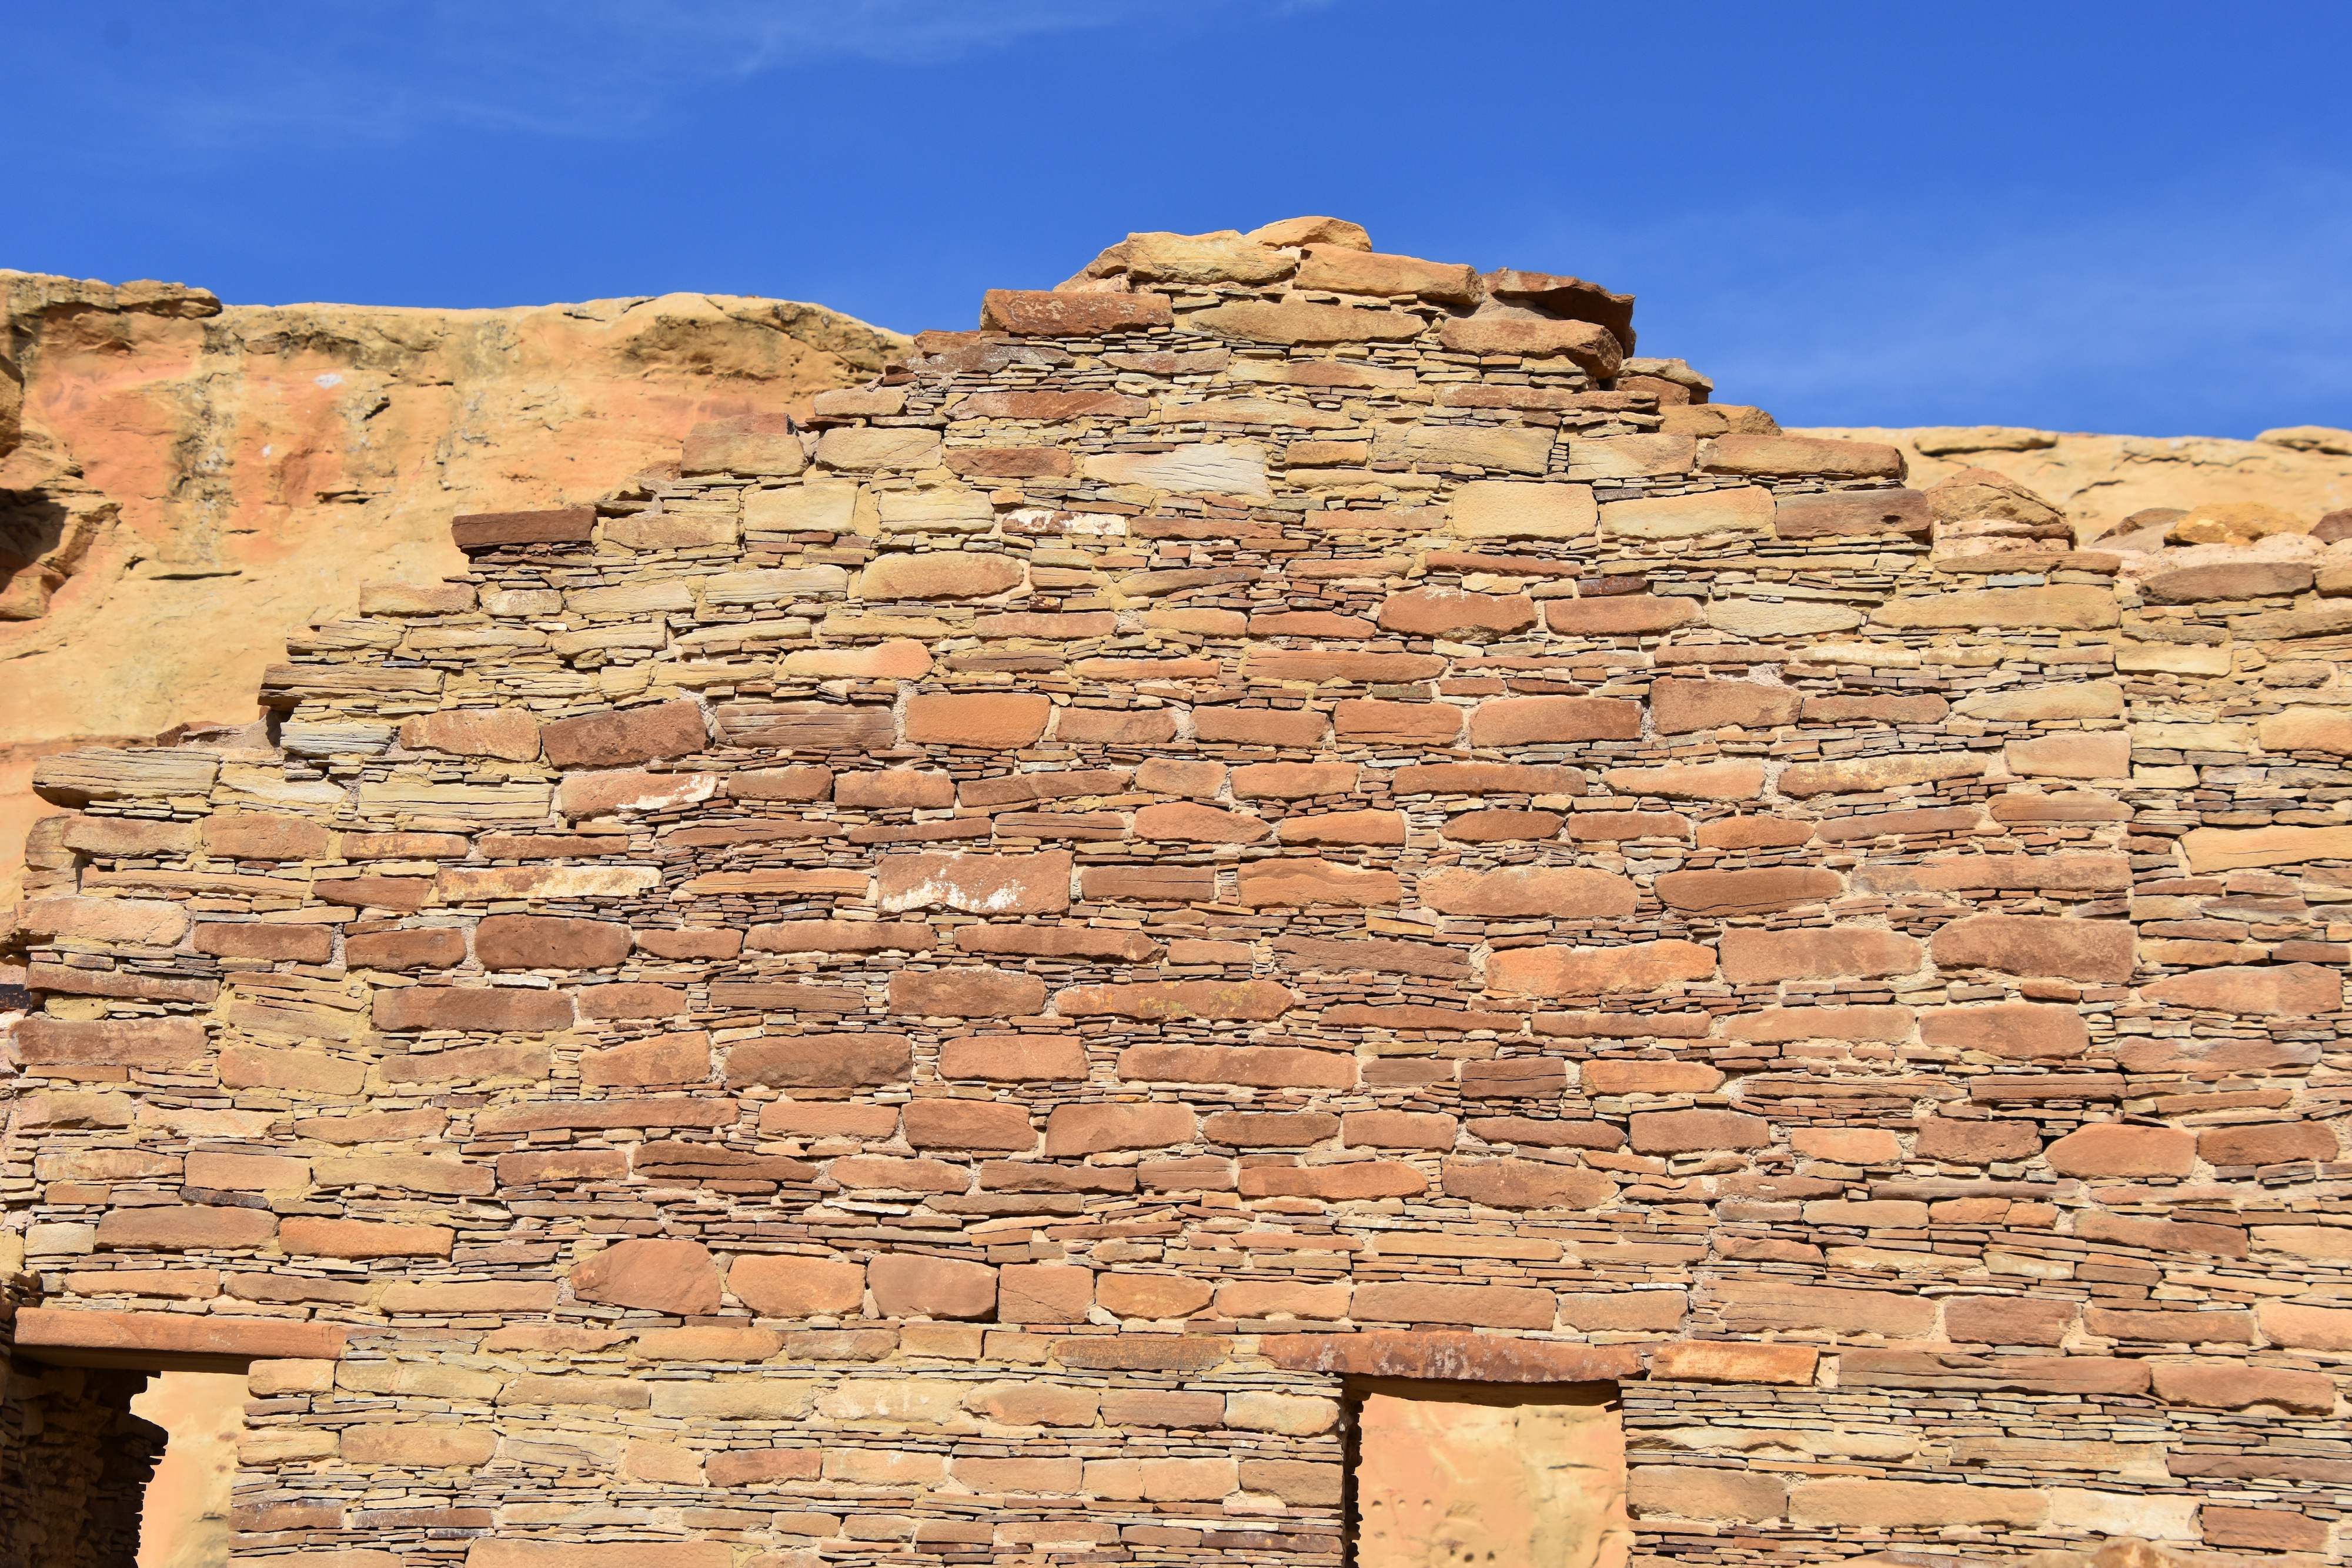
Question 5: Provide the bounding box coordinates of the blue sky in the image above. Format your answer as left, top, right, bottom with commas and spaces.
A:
11, 0, 2351, 437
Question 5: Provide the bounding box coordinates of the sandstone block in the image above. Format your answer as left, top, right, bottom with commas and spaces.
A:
540, 700, 707, 768
474, 914, 630, 971
2007, 732, 2132, 778
1541, 594, 1700, 634
580, 1031, 711, 1089
728, 1256, 866, 1318
1487, 939, 1718, 995
1353, 1281, 1557, 1329
1135, 801, 1268, 842
1441, 1156, 1615, 1210
1918, 1002, 2087, 1058
1871, 584, 2119, 630
1719, 927, 1921, 982
1095, 1273, 1215, 1319
889, 968, 1048, 1018
1419, 865, 1637, 918
1599, 485, 1774, 539
2181, 823, 2352, 872
901, 1099, 1037, 1150
1045, 1102, 1196, 1155
1655, 867, 1842, 914
2043, 1122, 2196, 1177
904, 691, 1051, 748
1438, 315, 1620, 372
1930, 914, 2135, 981
1448, 479, 1596, 540
2256, 1300, 2352, 1350
341, 1425, 497, 1467
867, 1255, 996, 1319
1467, 696, 1641, 745
2153, 1362, 2335, 1412
1631, 1110, 1771, 1154
1602, 760, 1766, 799
2201, 1121, 2338, 1165
1631, 1466, 1788, 1522
998, 1264, 1093, 1325
400, 708, 540, 761
878, 850, 1070, 913
1236, 858, 1401, 908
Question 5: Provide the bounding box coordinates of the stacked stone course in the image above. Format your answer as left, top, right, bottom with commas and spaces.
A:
4, 219, 2350, 1568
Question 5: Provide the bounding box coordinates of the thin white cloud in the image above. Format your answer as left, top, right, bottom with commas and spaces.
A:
146, 1, 1218, 145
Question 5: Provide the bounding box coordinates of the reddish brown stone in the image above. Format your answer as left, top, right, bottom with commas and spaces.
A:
1192, 707, 1329, 746
866, 1255, 997, 1318
450, 506, 595, 550
1631, 1109, 1771, 1154
14, 1306, 346, 1361
193, 921, 336, 963
540, 700, 708, 768
1441, 808, 1563, 841
577, 982, 690, 1018
750, 920, 934, 954
1930, 914, 2136, 981
1241, 1162, 1428, 1199
315, 875, 434, 911
1045, 1103, 1197, 1155
94, 1205, 278, 1249
580, 1031, 711, 1089
1655, 867, 1842, 914
1718, 927, 1922, 982
2199, 1121, 2338, 1165
1652, 677, 1802, 734
1333, 699, 1464, 744
1081, 865, 1213, 903
1230, 761, 1358, 799
1942, 1296, 2075, 1345
1419, 865, 1637, 918
956, 926, 1161, 961
1705, 433, 1903, 478
2153, 1362, 2335, 1412
1058, 708, 1179, 744
2042, 1122, 2196, 1176
1392, 762, 1585, 795
1440, 1156, 1615, 1209
725, 1034, 911, 1088
998, 1263, 1094, 1325
980, 290, 1174, 335
878, 850, 1071, 914
1918, 1002, 2088, 1058
1377, 588, 1537, 637
1135, 801, 1270, 842
727, 1256, 866, 1318
367, 987, 573, 1032
1236, 858, 1401, 908
904, 692, 1051, 748
474, 914, 630, 971
901, 1099, 1037, 1150
201, 814, 333, 860
836, 769, 955, 808
400, 708, 542, 761
1542, 596, 1699, 634
2141, 962, 2339, 1015
1466, 696, 1641, 745
2203, 1509, 2330, 1553
944, 446, 1073, 478
1244, 650, 1446, 683
888, 968, 1048, 1018
1488, 939, 1718, 996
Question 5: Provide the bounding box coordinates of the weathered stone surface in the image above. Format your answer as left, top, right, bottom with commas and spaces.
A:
1872, 584, 2119, 629
1599, 486, 1773, 539
1719, 928, 1923, 982
1930, 914, 2136, 981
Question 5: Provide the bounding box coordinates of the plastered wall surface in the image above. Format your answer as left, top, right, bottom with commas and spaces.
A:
3, 220, 2350, 1568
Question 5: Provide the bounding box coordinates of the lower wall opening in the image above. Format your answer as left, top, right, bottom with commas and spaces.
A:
1345, 1379, 1630, 1568
2, 1359, 243, 1568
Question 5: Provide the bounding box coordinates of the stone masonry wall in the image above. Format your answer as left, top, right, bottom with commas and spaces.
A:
4, 220, 2350, 1568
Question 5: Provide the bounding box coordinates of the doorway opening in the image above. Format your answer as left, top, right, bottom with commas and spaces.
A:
1344, 1379, 1632, 1568
1, 1358, 246, 1568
